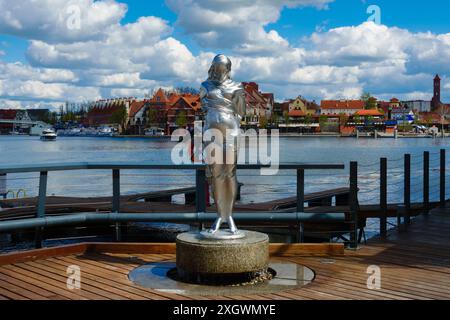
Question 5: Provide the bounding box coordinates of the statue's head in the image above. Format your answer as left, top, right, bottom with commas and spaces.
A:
208, 54, 232, 83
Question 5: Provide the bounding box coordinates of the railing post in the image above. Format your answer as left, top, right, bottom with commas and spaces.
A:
349, 162, 358, 249
0, 173, 6, 199
112, 169, 121, 241
423, 151, 430, 213
196, 168, 206, 213
196, 168, 207, 231
440, 149, 446, 208
35, 171, 48, 248
297, 169, 305, 243
380, 158, 387, 237
404, 154, 411, 225
297, 169, 305, 212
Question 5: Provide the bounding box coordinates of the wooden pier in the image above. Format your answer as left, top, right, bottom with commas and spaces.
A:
0, 204, 449, 300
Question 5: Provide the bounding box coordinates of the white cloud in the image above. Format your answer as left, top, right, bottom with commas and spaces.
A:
0, 79, 100, 101
166, 0, 332, 54
1, 0, 450, 108
229, 22, 450, 101
0, 61, 77, 83
110, 88, 149, 98
0, 99, 62, 110
0, 0, 127, 43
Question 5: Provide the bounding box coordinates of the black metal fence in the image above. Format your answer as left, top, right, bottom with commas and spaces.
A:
0, 162, 345, 249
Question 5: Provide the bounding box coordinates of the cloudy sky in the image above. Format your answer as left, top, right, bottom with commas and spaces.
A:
0, 0, 449, 109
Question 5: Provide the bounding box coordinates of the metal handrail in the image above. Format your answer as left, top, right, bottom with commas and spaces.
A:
0, 162, 344, 174
0, 212, 346, 233
0, 162, 346, 248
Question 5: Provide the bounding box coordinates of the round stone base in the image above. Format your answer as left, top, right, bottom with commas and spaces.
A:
200, 229, 245, 240
176, 231, 269, 285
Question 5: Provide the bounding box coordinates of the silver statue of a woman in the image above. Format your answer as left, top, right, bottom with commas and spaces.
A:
200, 54, 246, 239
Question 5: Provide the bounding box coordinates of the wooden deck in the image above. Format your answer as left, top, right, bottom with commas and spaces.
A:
0, 205, 449, 300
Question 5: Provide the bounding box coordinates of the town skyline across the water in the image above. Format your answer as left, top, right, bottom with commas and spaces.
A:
0, 74, 449, 138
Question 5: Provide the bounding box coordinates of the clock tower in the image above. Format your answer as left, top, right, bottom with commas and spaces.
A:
431, 74, 441, 111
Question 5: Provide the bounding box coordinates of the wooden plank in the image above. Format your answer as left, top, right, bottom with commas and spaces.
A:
55, 256, 192, 301
5, 262, 111, 300
0, 271, 70, 300
0, 279, 49, 300
88, 243, 176, 255
269, 243, 344, 256
0, 287, 28, 300
0, 267, 87, 300
298, 259, 439, 300
45, 257, 170, 300
0, 243, 87, 265
21, 260, 129, 300
87, 243, 345, 257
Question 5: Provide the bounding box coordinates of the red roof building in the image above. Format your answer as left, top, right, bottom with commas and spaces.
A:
243, 82, 274, 125
354, 109, 384, 117
167, 95, 202, 134
87, 98, 135, 127
0, 109, 18, 134
320, 100, 365, 116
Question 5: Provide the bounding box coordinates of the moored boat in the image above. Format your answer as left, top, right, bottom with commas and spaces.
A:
40, 128, 57, 141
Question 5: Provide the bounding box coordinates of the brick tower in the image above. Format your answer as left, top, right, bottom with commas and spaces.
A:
431, 74, 441, 111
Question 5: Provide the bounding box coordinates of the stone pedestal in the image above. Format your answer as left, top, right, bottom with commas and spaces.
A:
176, 231, 269, 285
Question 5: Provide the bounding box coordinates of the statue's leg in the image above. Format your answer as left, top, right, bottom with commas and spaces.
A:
221, 164, 237, 233
223, 139, 239, 233
208, 163, 226, 233
208, 217, 222, 233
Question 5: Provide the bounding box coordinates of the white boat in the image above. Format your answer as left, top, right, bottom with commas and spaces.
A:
40, 129, 57, 141
145, 127, 165, 136
97, 126, 114, 136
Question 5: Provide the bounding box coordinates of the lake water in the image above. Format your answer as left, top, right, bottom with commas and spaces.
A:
1, 135, 449, 206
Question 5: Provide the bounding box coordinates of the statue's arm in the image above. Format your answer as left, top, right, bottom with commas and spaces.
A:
199, 84, 208, 113
234, 88, 246, 120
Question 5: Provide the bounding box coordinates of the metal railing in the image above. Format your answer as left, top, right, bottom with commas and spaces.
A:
353, 149, 448, 238
0, 162, 346, 248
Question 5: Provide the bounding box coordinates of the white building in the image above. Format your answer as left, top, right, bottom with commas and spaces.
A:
403, 100, 431, 113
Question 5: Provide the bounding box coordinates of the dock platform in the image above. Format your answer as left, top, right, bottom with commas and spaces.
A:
0, 204, 449, 300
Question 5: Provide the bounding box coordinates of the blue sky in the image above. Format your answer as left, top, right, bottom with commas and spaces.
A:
0, 0, 449, 108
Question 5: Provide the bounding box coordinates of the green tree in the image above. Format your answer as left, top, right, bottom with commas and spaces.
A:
147, 108, 158, 126
283, 111, 290, 125
259, 115, 268, 129
110, 107, 128, 133
361, 92, 370, 101
361, 92, 378, 109
339, 113, 349, 126
175, 110, 187, 128
271, 112, 279, 125
62, 111, 76, 122
367, 97, 378, 109
304, 114, 313, 125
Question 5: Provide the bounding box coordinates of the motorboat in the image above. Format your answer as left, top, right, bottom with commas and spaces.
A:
40, 128, 57, 141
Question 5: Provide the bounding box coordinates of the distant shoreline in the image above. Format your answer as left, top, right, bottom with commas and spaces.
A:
0, 133, 446, 139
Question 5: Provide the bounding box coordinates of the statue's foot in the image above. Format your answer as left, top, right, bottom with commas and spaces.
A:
227, 217, 238, 234
208, 218, 222, 234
